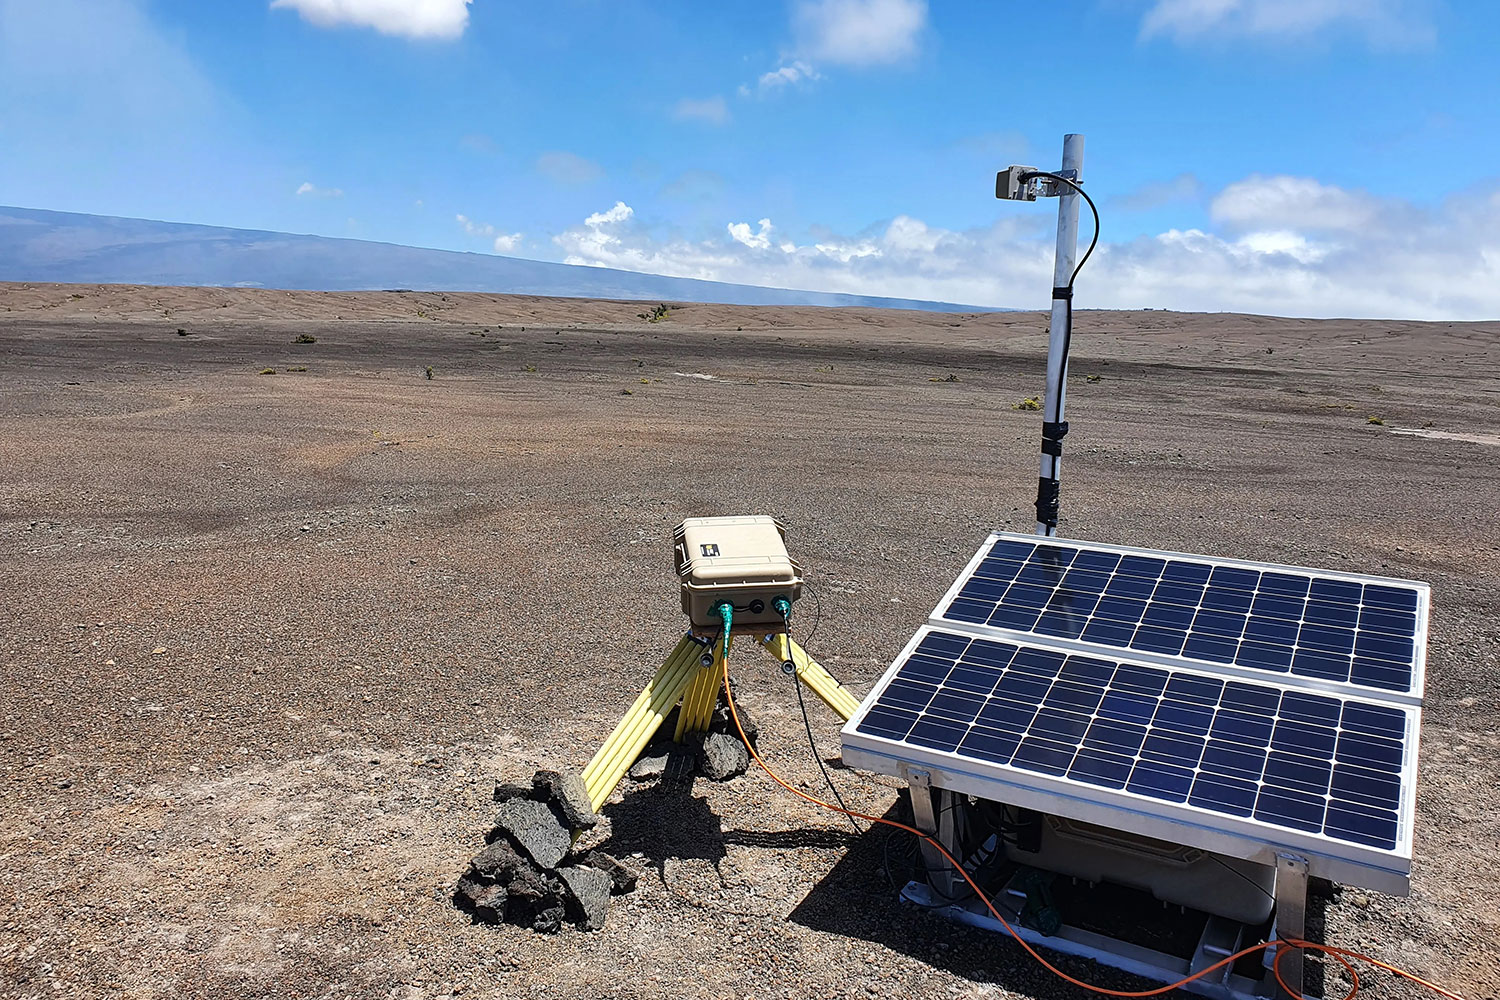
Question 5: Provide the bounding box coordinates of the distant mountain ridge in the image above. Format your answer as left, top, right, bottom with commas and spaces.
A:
0, 206, 995, 312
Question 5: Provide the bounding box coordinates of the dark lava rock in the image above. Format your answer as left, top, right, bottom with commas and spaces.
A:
531, 901, 566, 933
628, 745, 696, 782
557, 865, 611, 931
454, 875, 507, 923
469, 839, 548, 898
492, 780, 533, 803
492, 797, 571, 869
627, 748, 670, 780
579, 850, 638, 895
698, 730, 749, 780
532, 768, 597, 830
713, 697, 758, 745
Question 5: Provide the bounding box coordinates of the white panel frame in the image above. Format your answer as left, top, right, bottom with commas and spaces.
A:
842, 621, 1421, 897
930, 532, 1431, 706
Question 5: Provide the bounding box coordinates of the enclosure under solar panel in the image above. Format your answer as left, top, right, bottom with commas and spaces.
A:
842, 533, 1429, 893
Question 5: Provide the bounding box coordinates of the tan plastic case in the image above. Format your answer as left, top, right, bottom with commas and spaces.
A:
673, 515, 804, 630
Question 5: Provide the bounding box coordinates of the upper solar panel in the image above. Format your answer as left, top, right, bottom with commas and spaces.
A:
933, 533, 1429, 702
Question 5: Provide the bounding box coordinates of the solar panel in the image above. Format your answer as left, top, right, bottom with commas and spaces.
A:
934, 534, 1428, 701
842, 533, 1429, 892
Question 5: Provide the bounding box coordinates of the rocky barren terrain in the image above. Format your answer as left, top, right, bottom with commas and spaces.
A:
1, 282, 1497, 1000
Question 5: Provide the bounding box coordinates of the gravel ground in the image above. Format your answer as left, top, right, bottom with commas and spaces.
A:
1, 284, 1497, 1000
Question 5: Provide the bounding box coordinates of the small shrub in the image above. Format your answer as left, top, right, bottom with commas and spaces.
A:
1367, 415, 1385, 425
620, 388, 633, 395
637, 303, 671, 323
1085, 373, 1102, 383
523, 364, 537, 373
293, 334, 316, 344
176, 328, 188, 337
259, 368, 276, 375
424, 366, 434, 380
1013, 396, 1042, 411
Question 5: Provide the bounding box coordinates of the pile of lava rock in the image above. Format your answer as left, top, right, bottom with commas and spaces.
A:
454, 696, 758, 933
627, 697, 759, 783
453, 769, 636, 932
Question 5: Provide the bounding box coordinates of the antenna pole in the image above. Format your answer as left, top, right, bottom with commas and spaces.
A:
1033, 133, 1084, 537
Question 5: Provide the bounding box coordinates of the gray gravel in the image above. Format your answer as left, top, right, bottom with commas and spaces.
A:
1, 284, 1497, 1000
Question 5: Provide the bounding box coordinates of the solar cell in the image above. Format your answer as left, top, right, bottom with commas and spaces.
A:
936, 534, 1428, 699
843, 532, 1428, 888
850, 625, 1413, 853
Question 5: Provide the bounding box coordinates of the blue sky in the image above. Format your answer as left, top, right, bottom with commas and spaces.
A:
2, 0, 1497, 318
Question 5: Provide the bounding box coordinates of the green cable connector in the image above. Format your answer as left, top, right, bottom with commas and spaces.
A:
716, 602, 734, 662
773, 596, 792, 621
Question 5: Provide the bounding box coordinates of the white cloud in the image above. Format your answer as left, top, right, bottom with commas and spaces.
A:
672, 96, 729, 125
269, 0, 472, 40
728, 219, 774, 250
586, 202, 634, 228
741, 0, 924, 98
456, 213, 494, 237
1233, 229, 1328, 263
1140, 0, 1434, 47
536, 151, 603, 185
743, 61, 821, 97
794, 0, 928, 66
546, 178, 1500, 320
457, 213, 520, 252
1209, 174, 1384, 232
295, 181, 344, 198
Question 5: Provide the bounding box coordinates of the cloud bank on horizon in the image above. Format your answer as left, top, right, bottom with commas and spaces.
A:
546, 175, 1500, 322
0, 0, 1494, 321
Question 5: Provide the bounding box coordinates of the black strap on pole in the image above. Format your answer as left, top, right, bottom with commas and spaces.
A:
1034, 476, 1061, 530
1034, 418, 1068, 529
1034, 284, 1075, 532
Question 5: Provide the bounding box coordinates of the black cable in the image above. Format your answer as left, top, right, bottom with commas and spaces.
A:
1019, 170, 1099, 384
782, 617, 862, 838
1019, 170, 1100, 292
1207, 852, 1275, 902
800, 579, 823, 649
794, 578, 853, 689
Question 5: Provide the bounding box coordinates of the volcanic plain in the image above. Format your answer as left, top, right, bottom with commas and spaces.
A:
1, 282, 1497, 1000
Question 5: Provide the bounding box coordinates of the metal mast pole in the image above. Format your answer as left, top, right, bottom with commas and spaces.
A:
1033, 133, 1084, 537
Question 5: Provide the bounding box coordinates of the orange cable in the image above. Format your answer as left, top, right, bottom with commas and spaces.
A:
717, 655, 1466, 1000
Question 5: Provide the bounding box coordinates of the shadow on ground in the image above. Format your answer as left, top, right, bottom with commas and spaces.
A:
782, 796, 1338, 1000
591, 774, 1339, 999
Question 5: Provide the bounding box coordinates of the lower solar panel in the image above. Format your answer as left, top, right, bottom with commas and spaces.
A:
842, 623, 1418, 888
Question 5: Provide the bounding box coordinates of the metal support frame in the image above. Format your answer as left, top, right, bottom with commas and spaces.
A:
579, 631, 857, 818
905, 769, 956, 898
899, 790, 1319, 1000
1269, 853, 1310, 999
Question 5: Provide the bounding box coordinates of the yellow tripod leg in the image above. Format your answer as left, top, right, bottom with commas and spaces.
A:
581, 636, 700, 811
761, 633, 862, 722
674, 636, 728, 740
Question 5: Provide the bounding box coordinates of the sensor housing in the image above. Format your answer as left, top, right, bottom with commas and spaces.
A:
673, 516, 802, 631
